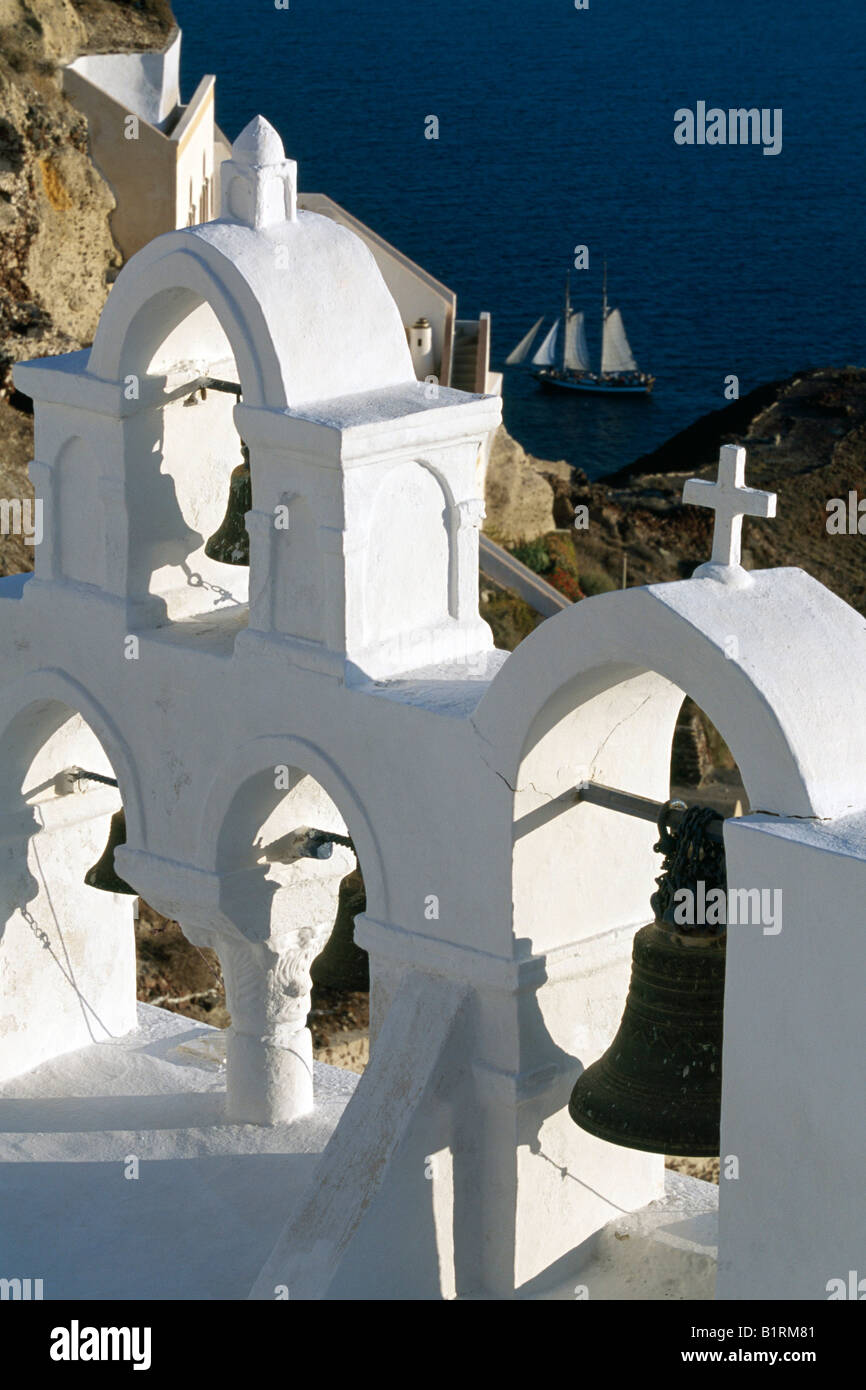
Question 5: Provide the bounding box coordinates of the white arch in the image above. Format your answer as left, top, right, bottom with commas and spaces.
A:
0, 667, 146, 845
474, 568, 866, 822
196, 732, 389, 923
87, 216, 415, 410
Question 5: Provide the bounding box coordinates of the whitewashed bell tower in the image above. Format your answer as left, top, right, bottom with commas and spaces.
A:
7, 116, 866, 1306
17, 117, 500, 681
6, 115, 502, 1138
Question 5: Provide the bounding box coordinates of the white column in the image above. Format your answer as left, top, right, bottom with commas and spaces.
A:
218, 929, 328, 1125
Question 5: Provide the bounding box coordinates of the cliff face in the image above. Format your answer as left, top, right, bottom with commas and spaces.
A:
0, 0, 175, 397
483, 426, 574, 541
0, 0, 175, 572
485, 367, 866, 622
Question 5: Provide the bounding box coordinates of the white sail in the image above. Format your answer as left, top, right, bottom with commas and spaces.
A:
564, 310, 590, 372
505, 316, 544, 365
601, 307, 638, 374
532, 318, 560, 366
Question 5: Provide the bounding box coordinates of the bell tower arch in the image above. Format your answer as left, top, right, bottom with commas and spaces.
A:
16, 118, 500, 676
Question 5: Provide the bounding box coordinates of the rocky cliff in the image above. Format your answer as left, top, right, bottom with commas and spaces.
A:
484, 367, 866, 622
0, 0, 174, 569
484, 425, 573, 540
0, 1, 175, 392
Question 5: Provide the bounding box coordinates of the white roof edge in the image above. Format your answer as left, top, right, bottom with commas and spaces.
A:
298, 191, 456, 306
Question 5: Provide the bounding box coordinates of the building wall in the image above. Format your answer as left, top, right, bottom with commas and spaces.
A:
174, 78, 218, 229
66, 29, 182, 131
63, 70, 217, 261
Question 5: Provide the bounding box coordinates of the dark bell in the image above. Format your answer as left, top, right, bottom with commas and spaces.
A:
84, 809, 137, 896
310, 868, 369, 992
568, 917, 725, 1156
204, 442, 251, 565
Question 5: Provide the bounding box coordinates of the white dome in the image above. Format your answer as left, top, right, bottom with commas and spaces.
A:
87, 209, 415, 409
88, 114, 414, 409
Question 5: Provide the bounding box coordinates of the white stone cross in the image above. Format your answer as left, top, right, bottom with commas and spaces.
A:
683, 444, 776, 584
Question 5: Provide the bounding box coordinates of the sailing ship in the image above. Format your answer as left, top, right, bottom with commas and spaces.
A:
506, 264, 654, 395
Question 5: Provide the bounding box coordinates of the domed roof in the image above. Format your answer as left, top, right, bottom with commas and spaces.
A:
231, 115, 287, 167
87, 118, 415, 410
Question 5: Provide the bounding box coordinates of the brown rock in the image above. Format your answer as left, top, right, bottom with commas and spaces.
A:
484, 424, 571, 540
0, 0, 175, 394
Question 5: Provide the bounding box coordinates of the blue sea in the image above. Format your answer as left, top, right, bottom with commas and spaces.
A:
175, 0, 866, 479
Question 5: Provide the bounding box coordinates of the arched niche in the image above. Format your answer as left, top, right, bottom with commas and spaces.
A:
0, 695, 137, 1083
56, 435, 107, 590
363, 460, 452, 644
81, 207, 416, 643
89, 248, 271, 406
195, 737, 385, 1120
215, 763, 356, 952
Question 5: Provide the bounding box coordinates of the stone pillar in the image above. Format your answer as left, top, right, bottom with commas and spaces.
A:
453, 497, 486, 620
117, 846, 344, 1127
28, 458, 57, 583
217, 928, 327, 1125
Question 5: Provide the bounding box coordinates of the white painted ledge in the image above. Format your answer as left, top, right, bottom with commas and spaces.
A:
528, 1171, 718, 1301
0, 1004, 357, 1301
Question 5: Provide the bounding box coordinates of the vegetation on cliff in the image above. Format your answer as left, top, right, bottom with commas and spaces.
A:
485, 367, 866, 627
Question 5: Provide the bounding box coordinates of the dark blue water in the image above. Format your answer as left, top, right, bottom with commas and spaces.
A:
175, 0, 866, 478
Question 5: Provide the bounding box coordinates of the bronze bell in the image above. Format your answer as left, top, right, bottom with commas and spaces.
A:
568, 803, 726, 1156
204, 441, 251, 565
310, 867, 369, 992
84, 809, 137, 895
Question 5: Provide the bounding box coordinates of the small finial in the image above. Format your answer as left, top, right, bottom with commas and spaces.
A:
221, 115, 297, 228
683, 445, 776, 587
231, 116, 287, 167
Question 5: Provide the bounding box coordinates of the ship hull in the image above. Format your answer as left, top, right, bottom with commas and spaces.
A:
533, 369, 654, 395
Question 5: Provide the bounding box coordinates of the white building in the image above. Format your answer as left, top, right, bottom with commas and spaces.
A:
64, 31, 497, 394
4, 118, 865, 1302
65, 29, 223, 262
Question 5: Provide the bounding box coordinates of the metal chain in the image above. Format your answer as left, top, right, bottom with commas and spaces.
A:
651, 800, 726, 931
19, 905, 50, 950
22, 884, 221, 981
190, 942, 224, 990
186, 571, 236, 603
18, 902, 118, 1036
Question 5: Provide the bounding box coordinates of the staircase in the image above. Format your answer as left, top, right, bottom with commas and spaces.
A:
451, 320, 482, 392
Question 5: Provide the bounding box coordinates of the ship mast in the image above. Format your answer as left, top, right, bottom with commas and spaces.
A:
562, 271, 571, 373
600, 257, 608, 378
